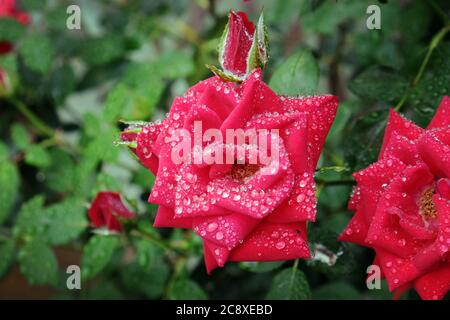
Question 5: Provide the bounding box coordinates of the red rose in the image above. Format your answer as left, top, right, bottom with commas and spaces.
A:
122, 66, 337, 272
88, 192, 135, 232
339, 96, 450, 300
0, 0, 30, 55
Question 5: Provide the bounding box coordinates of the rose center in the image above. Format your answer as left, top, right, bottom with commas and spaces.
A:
419, 187, 437, 220
229, 163, 260, 181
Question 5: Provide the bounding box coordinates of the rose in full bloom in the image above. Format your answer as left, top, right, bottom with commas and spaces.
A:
88, 192, 135, 232
0, 0, 30, 54
121, 11, 337, 273
339, 97, 450, 300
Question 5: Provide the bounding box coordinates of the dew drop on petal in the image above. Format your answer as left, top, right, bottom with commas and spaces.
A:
207, 222, 218, 232
275, 241, 286, 250
216, 232, 224, 240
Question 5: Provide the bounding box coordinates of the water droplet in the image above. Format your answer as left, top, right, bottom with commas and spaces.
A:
207, 222, 218, 232
275, 241, 286, 250
216, 232, 224, 240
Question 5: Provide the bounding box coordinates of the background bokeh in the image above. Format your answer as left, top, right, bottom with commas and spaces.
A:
0, 0, 449, 299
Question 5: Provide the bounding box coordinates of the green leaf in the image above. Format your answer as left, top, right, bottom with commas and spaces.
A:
80, 282, 124, 300
41, 148, 76, 193
246, 12, 269, 74
20, 35, 54, 74
410, 42, 450, 118
103, 83, 129, 123
154, 52, 194, 79
134, 238, 159, 270
79, 35, 126, 66
19, 241, 58, 285
81, 235, 120, 280
103, 63, 164, 122
50, 64, 76, 104
0, 240, 15, 279
43, 198, 88, 245
0, 161, 19, 224
0, 142, 8, 162
240, 261, 285, 273
13, 196, 87, 245
313, 282, 361, 300
25, 145, 52, 168
13, 195, 45, 239
11, 123, 31, 150
349, 66, 408, 102
269, 50, 319, 96
83, 128, 119, 164
20, 0, 46, 10
168, 279, 208, 300
301, 0, 367, 35
0, 18, 25, 42
344, 108, 388, 170
120, 259, 169, 299
266, 268, 311, 300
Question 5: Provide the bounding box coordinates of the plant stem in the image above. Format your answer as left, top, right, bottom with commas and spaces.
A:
394, 24, 450, 112
9, 98, 55, 137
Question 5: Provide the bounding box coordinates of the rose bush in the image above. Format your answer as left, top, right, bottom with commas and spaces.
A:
122, 11, 337, 273
1, 0, 449, 300
340, 97, 450, 300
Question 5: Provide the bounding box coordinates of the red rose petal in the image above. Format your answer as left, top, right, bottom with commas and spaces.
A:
428, 96, 450, 130
283, 95, 338, 170
376, 249, 421, 291
380, 110, 424, 159
229, 222, 310, 261
338, 209, 369, 246
153, 205, 196, 229
414, 266, 450, 300
417, 132, 450, 178
194, 213, 260, 250
381, 132, 420, 165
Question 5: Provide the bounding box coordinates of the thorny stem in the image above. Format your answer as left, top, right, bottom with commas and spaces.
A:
394, 24, 450, 112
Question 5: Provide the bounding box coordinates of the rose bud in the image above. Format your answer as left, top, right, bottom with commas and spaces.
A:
207, 11, 268, 82
88, 192, 135, 232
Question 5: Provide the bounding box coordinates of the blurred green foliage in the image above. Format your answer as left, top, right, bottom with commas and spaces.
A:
0, 0, 449, 300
